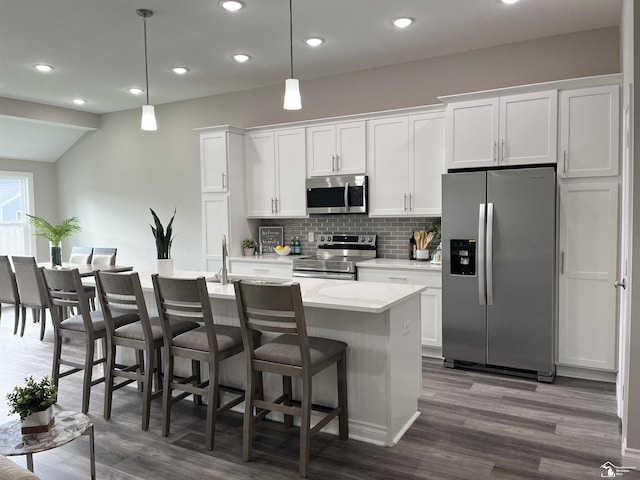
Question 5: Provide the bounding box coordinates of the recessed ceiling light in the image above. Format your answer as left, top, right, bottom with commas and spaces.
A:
72, 99, 86, 105
128, 88, 144, 95
392, 17, 413, 29
305, 37, 324, 47
500, 0, 519, 3
34, 64, 53, 72
233, 54, 250, 63
172, 67, 189, 75
220, 1, 243, 11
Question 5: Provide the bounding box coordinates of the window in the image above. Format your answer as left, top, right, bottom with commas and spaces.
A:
0, 172, 34, 255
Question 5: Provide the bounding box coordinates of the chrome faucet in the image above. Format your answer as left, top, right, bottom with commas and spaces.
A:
221, 234, 229, 285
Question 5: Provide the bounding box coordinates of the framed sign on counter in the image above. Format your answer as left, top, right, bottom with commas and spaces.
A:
259, 226, 284, 253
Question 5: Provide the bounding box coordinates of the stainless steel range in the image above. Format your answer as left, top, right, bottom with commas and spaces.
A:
292, 233, 377, 281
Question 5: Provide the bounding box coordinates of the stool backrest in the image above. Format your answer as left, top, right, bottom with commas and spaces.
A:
92, 248, 117, 266
12, 256, 48, 307
69, 246, 93, 264
233, 280, 310, 367
0, 255, 19, 304
42, 267, 93, 330
95, 271, 150, 338
152, 274, 218, 358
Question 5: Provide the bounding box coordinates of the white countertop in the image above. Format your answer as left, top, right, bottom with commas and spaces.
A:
357, 258, 442, 271
130, 270, 425, 314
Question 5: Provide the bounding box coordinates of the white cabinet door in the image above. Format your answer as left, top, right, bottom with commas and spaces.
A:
559, 85, 620, 178
335, 121, 366, 175
202, 194, 229, 272
558, 181, 619, 370
421, 286, 442, 349
499, 90, 558, 166
306, 121, 366, 176
200, 132, 228, 192
245, 131, 276, 218
410, 112, 445, 216
446, 98, 499, 170
275, 128, 307, 217
306, 125, 335, 176
367, 116, 410, 216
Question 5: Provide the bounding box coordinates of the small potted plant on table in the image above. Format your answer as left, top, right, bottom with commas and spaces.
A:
6, 375, 58, 434
26, 215, 81, 267
242, 238, 257, 256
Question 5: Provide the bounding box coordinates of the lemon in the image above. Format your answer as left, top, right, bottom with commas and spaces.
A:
275, 245, 283, 250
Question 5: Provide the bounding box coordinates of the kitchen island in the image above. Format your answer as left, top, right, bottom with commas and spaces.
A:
132, 272, 426, 446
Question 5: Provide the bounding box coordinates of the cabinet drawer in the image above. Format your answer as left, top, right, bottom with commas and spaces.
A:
230, 260, 292, 279
358, 267, 441, 288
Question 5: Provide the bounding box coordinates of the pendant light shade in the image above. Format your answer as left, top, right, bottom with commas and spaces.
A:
283, 0, 302, 110
137, 8, 157, 131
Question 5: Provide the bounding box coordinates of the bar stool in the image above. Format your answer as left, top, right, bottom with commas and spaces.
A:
0, 256, 20, 334
95, 271, 199, 430
12, 256, 50, 340
152, 274, 257, 450
43, 267, 138, 414
233, 280, 348, 478
68, 246, 93, 264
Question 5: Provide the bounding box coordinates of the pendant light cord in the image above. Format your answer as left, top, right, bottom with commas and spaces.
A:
289, 0, 294, 78
143, 16, 150, 105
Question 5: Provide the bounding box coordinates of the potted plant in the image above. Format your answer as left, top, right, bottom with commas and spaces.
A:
6, 375, 58, 434
242, 238, 257, 256
26, 215, 81, 267
150, 207, 176, 276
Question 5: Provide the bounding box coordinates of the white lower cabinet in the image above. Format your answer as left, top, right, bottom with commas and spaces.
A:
358, 266, 442, 355
202, 194, 229, 273
229, 258, 293, 279
558, 180, 619, 371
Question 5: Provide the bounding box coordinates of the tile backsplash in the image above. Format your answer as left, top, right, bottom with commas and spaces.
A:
259, 215, 440, 259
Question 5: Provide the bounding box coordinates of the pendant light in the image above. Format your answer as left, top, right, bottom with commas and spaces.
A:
283, 0, 302, 110
137, 8, 157, 131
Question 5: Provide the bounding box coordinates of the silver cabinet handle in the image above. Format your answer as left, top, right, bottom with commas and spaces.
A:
486, 202, 494, 306
563, 150, 567, 175
275, 197, 279, 214
615, 279, 626, 289
493, 141, 497, 163
501, 139, 505, 163
387, 276, 408, 281
344, 182, 350, 212
403, 193, 408, 212
335, 154, 340, 172
332, 154, 336, 172
253, 268, 270, 272
271, 198, 275, 214
221, 172, 226, 189
560, 251, 564, 274
478, 203, 486, 305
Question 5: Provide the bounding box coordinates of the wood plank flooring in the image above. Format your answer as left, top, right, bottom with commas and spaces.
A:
0, 308, 636, 479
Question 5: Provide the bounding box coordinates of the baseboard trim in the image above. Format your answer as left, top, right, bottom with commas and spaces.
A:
622, 442, 640, 463
555, 365, 617, 383
421, 345, 442, 359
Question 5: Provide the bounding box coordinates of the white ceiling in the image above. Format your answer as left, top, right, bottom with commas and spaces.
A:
0, 0, 622, 161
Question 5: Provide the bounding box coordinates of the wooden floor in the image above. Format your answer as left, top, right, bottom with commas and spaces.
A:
0, 308, 636, 479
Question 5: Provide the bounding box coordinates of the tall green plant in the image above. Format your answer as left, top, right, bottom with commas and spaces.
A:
26, 215, 81, 245
150, 208, 176, 259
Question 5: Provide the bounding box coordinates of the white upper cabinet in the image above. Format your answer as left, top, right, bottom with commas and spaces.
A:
368, 110, 445, 216
446, 91, 557, 169
306, 121, 366, 176
245, 128, 306, 218
559, 85, 620, 178
200, 131, 229, 192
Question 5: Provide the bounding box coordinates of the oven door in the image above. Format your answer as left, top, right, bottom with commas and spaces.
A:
306, 175, 367, 214
292, 271, 356, 281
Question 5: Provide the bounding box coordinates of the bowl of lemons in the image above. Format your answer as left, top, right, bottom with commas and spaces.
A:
274, 245, 291, 256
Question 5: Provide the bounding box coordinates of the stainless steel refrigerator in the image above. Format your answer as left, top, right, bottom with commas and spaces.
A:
441, 167, 556, 382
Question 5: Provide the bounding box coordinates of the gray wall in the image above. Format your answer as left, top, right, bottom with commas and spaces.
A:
52, 27, 620, 272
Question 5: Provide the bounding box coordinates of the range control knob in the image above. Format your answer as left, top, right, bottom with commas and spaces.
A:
360, 236, 365, 242
368, 236, 374, 243
327, 236, 331, 242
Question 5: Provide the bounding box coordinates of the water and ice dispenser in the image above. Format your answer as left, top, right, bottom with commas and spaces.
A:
450, 240, 476, 276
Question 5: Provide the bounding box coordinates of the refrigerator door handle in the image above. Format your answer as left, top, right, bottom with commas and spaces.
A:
478, 203, 486, 305
486, 202, 494, 306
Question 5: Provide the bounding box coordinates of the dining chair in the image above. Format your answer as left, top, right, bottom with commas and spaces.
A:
152, 274, 256, 450
95, 271, 199, 431
68, 246, 93, 264
233, 280, 348, 478
43, 267, 138, 414
0, 255, 20, 334
91, 248, 117, 267
12, 256, 50, 340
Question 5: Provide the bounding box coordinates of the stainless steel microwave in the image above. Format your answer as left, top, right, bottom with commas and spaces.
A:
306, 175, 368, 215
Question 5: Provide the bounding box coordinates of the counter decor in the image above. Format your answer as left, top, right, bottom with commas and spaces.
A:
26, 215, 81, 267
150, 207, 176, 276
241, 238, 257, 256
6, 376, 58, 434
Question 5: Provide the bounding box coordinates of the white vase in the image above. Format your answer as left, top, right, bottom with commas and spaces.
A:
21, 405, 55, 434
243, 247, 255, 257
156, 258, 174, 276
